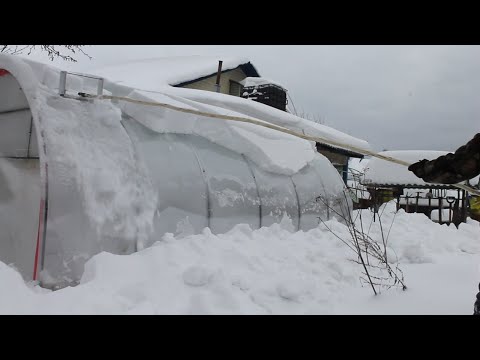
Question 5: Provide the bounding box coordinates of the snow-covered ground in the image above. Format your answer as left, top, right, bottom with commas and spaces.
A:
1, 201, 478, 315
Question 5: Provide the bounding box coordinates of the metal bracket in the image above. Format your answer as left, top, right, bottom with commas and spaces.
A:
59, 71, 104, 97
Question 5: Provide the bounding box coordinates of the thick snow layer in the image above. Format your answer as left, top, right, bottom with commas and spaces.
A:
240, 77, 286, 89
363, 150, 469, 186
1, 202, 479, 314
93, 56, 370, 156
0, 53, 157, 245
118, 89, 317, 174
1, 53, 323, 176
35, 86, 157, 242
92, 56, 255, 88
117, 88, 316, 175
160, 86, 371, 154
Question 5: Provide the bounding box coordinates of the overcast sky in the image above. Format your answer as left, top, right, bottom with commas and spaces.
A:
22, 45, 480, 152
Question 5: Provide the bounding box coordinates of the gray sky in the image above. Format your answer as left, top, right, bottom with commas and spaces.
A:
23, 45, 480, 152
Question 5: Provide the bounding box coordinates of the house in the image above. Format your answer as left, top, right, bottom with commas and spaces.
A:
316, 143, 364, 184
94, 56, 369, 183
171, 59, 259, 97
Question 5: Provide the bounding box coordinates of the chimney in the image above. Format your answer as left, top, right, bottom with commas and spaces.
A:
214, 60, 223, 93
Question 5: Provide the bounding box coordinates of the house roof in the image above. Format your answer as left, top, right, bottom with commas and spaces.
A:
92, 56, 260, 89
361, 150, 477, 188
317, 143, 365, 159
175, 63, 260, 88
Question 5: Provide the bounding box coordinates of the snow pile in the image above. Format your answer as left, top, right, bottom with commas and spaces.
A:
0, 201, 478, 314
361, 202, 480, 263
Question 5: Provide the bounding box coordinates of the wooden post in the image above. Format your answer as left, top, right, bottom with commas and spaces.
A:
415, 192, 420, 213
462, 190, 467, 223
428, 194, 432, 218
439, 196, 443, 224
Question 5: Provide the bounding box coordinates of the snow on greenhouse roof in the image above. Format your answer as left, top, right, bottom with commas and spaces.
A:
160, 85, 371, 155
1, 54, 370, 175
92, 56, 371, 156
0, 54, 316, 176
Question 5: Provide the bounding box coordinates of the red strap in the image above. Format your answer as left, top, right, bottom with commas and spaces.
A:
33, 199, 45, 281
0, 69, 9, 76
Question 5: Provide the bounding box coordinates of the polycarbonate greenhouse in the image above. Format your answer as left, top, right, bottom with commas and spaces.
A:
0, 54, 360, 287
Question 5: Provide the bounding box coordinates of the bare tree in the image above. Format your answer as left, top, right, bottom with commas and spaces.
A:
1, 45, 91, 62
298, 110, 326, 125
316, 191, 407, 295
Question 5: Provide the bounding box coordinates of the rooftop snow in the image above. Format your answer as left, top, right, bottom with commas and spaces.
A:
1, 54, 317, 176
92, 56, 371, 156
161, 86, 371, 154
362, 150, 477, 187
240, 77, 286, 90
2, 54, 370, 175
114, 88, 316, 175
91, 56, 257, 88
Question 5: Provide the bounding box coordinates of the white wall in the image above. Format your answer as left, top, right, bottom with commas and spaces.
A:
0, 159, 40, 280
0, 72, 41, 280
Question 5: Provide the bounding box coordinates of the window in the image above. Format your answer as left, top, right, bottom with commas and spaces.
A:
229, 80, 243, 97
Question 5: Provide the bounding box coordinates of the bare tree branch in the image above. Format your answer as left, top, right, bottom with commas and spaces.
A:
0, 45, 91, 62
316, 191, 407, 295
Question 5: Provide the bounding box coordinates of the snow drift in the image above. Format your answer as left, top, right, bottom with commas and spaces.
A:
0, 201, 478, 314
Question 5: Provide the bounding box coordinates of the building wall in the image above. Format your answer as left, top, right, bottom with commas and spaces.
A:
318, 148, 349, 183
180, 68, 247, 95
318, 148, 348, 166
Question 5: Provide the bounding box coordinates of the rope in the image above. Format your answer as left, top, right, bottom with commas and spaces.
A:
96, 94, 480, 197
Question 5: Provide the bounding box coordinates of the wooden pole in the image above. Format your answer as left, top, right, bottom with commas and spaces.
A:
439, 196, 443, 224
